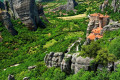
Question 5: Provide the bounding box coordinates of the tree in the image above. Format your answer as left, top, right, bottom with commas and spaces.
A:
109, 37, 120, 59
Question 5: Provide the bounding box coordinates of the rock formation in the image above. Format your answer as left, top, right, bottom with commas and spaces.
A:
86, 13, 110, 38
52, 0, 78, 12
8, 0, 45, 31
37, 3, 49, 23
0, 1, 18, 36
44, 52, 119, 74
44, 52, 64, 67
111, 0, 120, 13
44, 52, 94, 74
100, 22, 120, 35
28, 65, 36, 71
100, 0, 120, 13
100, 0, 109, 12
8, 74, 15, 80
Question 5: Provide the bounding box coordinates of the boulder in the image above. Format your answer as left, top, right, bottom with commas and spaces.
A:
28, 65, 36, 71
8, 74, 15, 80
23, 77, 29, 80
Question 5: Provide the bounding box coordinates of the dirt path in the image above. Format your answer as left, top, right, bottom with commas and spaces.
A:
57, 14, 87, 20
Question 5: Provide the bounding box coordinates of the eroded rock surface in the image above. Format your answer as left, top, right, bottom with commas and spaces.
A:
8, 0, 45, 30
71, 53, 93, 74
100, 0, 120, 13
45, 52, 94, 74
44, 52, 64, 67
100, 22, 120, 35
52, 0, 77, 11
0, 1, 18, 36
8, 74, 15, 80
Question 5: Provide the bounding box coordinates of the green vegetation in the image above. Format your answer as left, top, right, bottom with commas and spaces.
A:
1, 0, 120, 80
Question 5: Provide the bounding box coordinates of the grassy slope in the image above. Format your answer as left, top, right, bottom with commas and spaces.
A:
0, 1, 88, 78
1, 0, 120, 80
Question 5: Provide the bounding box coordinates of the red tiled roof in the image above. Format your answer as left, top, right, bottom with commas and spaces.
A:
92, 27, 103, 34
87, 33, 96, 40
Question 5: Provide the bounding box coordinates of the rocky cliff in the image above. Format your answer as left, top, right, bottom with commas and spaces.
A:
100, 0, 120, 13
52, 0, 78, 11
0, 1, 18, 36
44, 52, 120, 74
8, 0, 45, 31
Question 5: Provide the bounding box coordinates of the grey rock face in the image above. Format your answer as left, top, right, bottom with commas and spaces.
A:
45, 52, 94, 74
61, 54, 72, 74
114, 60, 120, 70
0, 1, 18, 36
1, 11, 18, 35
52, 0, 77, 11
37, 3, 49, 23
100, 0, 120, 13
111, 0, 120, 13
100, 23, 120, 35
8, 74, 15, 80
100, 0, 109, 12
44, 52, 64, 67
8, 0, 45, 30
71, 53, 93, 74
0, 1, 5, 10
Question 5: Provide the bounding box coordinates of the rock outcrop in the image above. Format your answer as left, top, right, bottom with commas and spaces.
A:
99, 0, 109, 12
0, 1, 18, 36
100, 22, 120, 35
8, 74, 15, 80
44, 52, 64, 67
52, 0, 78, 12
8, 0, 45, 30
111, 0, 120, 13
72, 54, 94, 74
61, 54, 72, 74
45, 52, 94, 74
100, 0, 120, 13
28, 65, 36, 71
37, 3, 49, 23
45, 52, 120, 74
